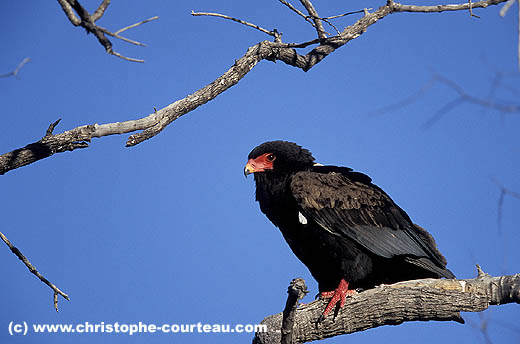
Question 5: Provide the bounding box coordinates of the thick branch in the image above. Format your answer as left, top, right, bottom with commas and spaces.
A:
390, 0, 507, 13
254, 270, 520, 344
0, 231, 69, 311
1, 0, 509, 174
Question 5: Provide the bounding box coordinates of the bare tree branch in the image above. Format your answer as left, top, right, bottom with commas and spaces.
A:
322, 9, 371, 20
299, 0, 327, 39
281, 278, 309, 344
254, 267, 520, 344
114, 15, 158, 36
278, 0, 317, 28
56, 0, 156, 63
96, 16, 159, 48
390, 0, 507, 13
0, 57, 31, 78
1, 0, 509, 174
0, 231, 70, 311
500, 0, 516, 16
91, 0, 110, 22
191, 11, 277, 38
369, 72, 519, 127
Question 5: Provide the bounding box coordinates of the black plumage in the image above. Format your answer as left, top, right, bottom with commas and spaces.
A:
245, 141, 454, 298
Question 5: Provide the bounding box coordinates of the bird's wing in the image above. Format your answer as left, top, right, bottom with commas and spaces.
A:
290, 168, 447, 267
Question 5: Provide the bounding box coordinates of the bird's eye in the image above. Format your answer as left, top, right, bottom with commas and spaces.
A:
266, 154, 276, 162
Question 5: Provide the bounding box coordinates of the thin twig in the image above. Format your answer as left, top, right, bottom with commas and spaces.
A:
97, 16, 159, 48
491, 177, 520, 233
191, 11, 275, 37
115, 15, 159, 35
0, 231, 70, 311
367, 77, 437, 116
469, 0, 482, 17
0, 57, 31, 78
278, 0, 317, 27
322, 9, 370, 20
110, 50, 145, 63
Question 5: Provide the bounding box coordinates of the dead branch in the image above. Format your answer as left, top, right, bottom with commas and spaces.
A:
91, 0, 110, 22
0, 57, 31, 78
299, 0, 327, 39
56, 0, 157, 62
368, 72, 520, 127
390, 0, 507, 13
278, 0, 317, 29
0, 0, 509, 175
281, 278, 309, 344
191, 11, 277, 38
253, 267, 520, 344
0, 231, 69, 311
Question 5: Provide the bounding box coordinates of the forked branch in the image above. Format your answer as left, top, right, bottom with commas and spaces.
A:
56, 0, 157, 62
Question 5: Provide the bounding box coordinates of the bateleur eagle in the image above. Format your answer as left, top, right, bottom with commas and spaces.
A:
244, 140, 455, 318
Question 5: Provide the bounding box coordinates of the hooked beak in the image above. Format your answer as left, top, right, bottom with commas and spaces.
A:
244, 160, 255, 177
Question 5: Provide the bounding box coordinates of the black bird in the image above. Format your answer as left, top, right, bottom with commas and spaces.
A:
244, 141, 454, 318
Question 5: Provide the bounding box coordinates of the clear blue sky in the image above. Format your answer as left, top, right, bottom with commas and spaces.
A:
1, 1, 519, 343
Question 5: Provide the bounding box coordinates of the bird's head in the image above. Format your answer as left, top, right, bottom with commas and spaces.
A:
244, 141, 315, 176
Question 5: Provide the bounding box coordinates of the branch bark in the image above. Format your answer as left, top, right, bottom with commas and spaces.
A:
0, 231, 69, 311
253, 268, 520, 344
1, 0, 509, 175
56, 0, 157, 62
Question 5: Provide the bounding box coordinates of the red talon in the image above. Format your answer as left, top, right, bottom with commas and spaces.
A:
320, 279, 357, 318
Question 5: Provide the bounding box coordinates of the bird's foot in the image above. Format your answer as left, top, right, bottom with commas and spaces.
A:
319, 279, 357, 321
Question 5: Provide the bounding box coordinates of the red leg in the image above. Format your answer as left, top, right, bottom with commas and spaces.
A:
320, 279, 357, 318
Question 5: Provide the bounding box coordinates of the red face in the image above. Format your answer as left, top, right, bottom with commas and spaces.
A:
244, 153, 276, 176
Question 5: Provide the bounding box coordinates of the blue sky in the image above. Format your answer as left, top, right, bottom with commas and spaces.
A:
1, 1, 519, 343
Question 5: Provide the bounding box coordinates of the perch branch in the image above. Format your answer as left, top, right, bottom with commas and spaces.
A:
0, 231, 70, 312
253, 267, 520, 344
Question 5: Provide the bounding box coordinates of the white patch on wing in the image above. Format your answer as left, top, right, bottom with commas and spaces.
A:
298, 212, 308, 225
313, 162, 324, 166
